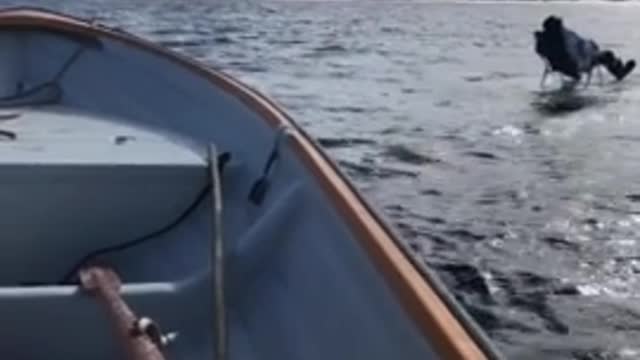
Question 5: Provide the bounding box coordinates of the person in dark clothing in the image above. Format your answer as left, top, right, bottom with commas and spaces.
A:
534, 15, 636, 88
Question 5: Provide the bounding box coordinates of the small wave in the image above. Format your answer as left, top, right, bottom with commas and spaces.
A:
157, 39, 207, 48
384, 204, 405, 212
435, 100, 453, 108
384, 204, 446, 226
485, 20, 508, 29
465, 151, 500, 160
147, 26, 209, 37
464, 303, 538, 334
150, 28, 181, 36
612, 135, 640, 142
327, 70, 355, 79
317, 137, 376, 148
259, 5, 278, 14
214, 36, 234, 44
425, 55, 463, 65
225, 61, 268, 73
583, 217, 602, 228
626, 194, 640, 202
392, 221, 441, 245
541, 236, 581, 251
393, 221, 418, 238
433, 262, 494, 300
326, 61, 353, 69
507, 285, 572, 334
571, 349, 631, 360
421, 189, 443, 196
295, 19, 313, 25
353, 46, 371, 55
313, 44, 348, 53
214, 25, 244, 34
443, 228, 487, 242
378, 127, 397, 135
338, 160, 418, 179
477, 270, 579, 335
475, 197, 499, 206
490, 71, 523, 80
375, 77, 403, 84
380, 26, 404, 34
238, 34, 260, 40
383, 144, 442, 165
406, 240, 423, 253
424, 216, 447, 225
464, 75, 485, 83
323, 106, 367, 114
477, 189, 528, 208
575, 283, 634, 298
436, 133, 475, 149
268, 39, 306, 45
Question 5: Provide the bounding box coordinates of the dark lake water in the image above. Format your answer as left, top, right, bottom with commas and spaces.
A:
5, 1, 640, 358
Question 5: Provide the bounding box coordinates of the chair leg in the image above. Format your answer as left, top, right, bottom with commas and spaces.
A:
584, 69, 592, 89
597, 66, 604, 85
540, 67, 550, 89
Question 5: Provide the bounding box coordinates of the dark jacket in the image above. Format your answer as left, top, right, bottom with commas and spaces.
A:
535, 16, 599, 80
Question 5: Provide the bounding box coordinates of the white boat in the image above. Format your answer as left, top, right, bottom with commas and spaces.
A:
0, 7, 502, 360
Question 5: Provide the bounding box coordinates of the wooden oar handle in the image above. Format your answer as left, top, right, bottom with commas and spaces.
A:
78, 266, 166, 360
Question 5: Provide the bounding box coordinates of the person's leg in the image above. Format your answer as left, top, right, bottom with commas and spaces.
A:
597, 50, 636, 81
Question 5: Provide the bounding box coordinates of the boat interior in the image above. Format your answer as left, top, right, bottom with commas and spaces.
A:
0, 22, 455, 360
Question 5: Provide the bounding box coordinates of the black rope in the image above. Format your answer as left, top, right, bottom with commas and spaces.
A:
0, 82, 59, 103
59, 153, 232, 284
248, 128, 288, 205
0, 44, 86, 103
59, 184, 211, 284
52, 45, 87, 82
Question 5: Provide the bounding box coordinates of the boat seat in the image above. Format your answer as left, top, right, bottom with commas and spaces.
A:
0, 106, 208, 284
0, 271, 214, 360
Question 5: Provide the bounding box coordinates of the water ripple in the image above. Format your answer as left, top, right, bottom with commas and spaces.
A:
383, 144, 442, 165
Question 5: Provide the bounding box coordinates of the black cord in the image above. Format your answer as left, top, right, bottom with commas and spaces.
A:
59, 184, 211, 284
248, 128, 288, 205
0, 44, 86, 103
0, 82, 58, 103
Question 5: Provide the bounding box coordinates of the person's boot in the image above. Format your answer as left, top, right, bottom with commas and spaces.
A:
599, 50, 636, 81
614, 60, 636, 81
